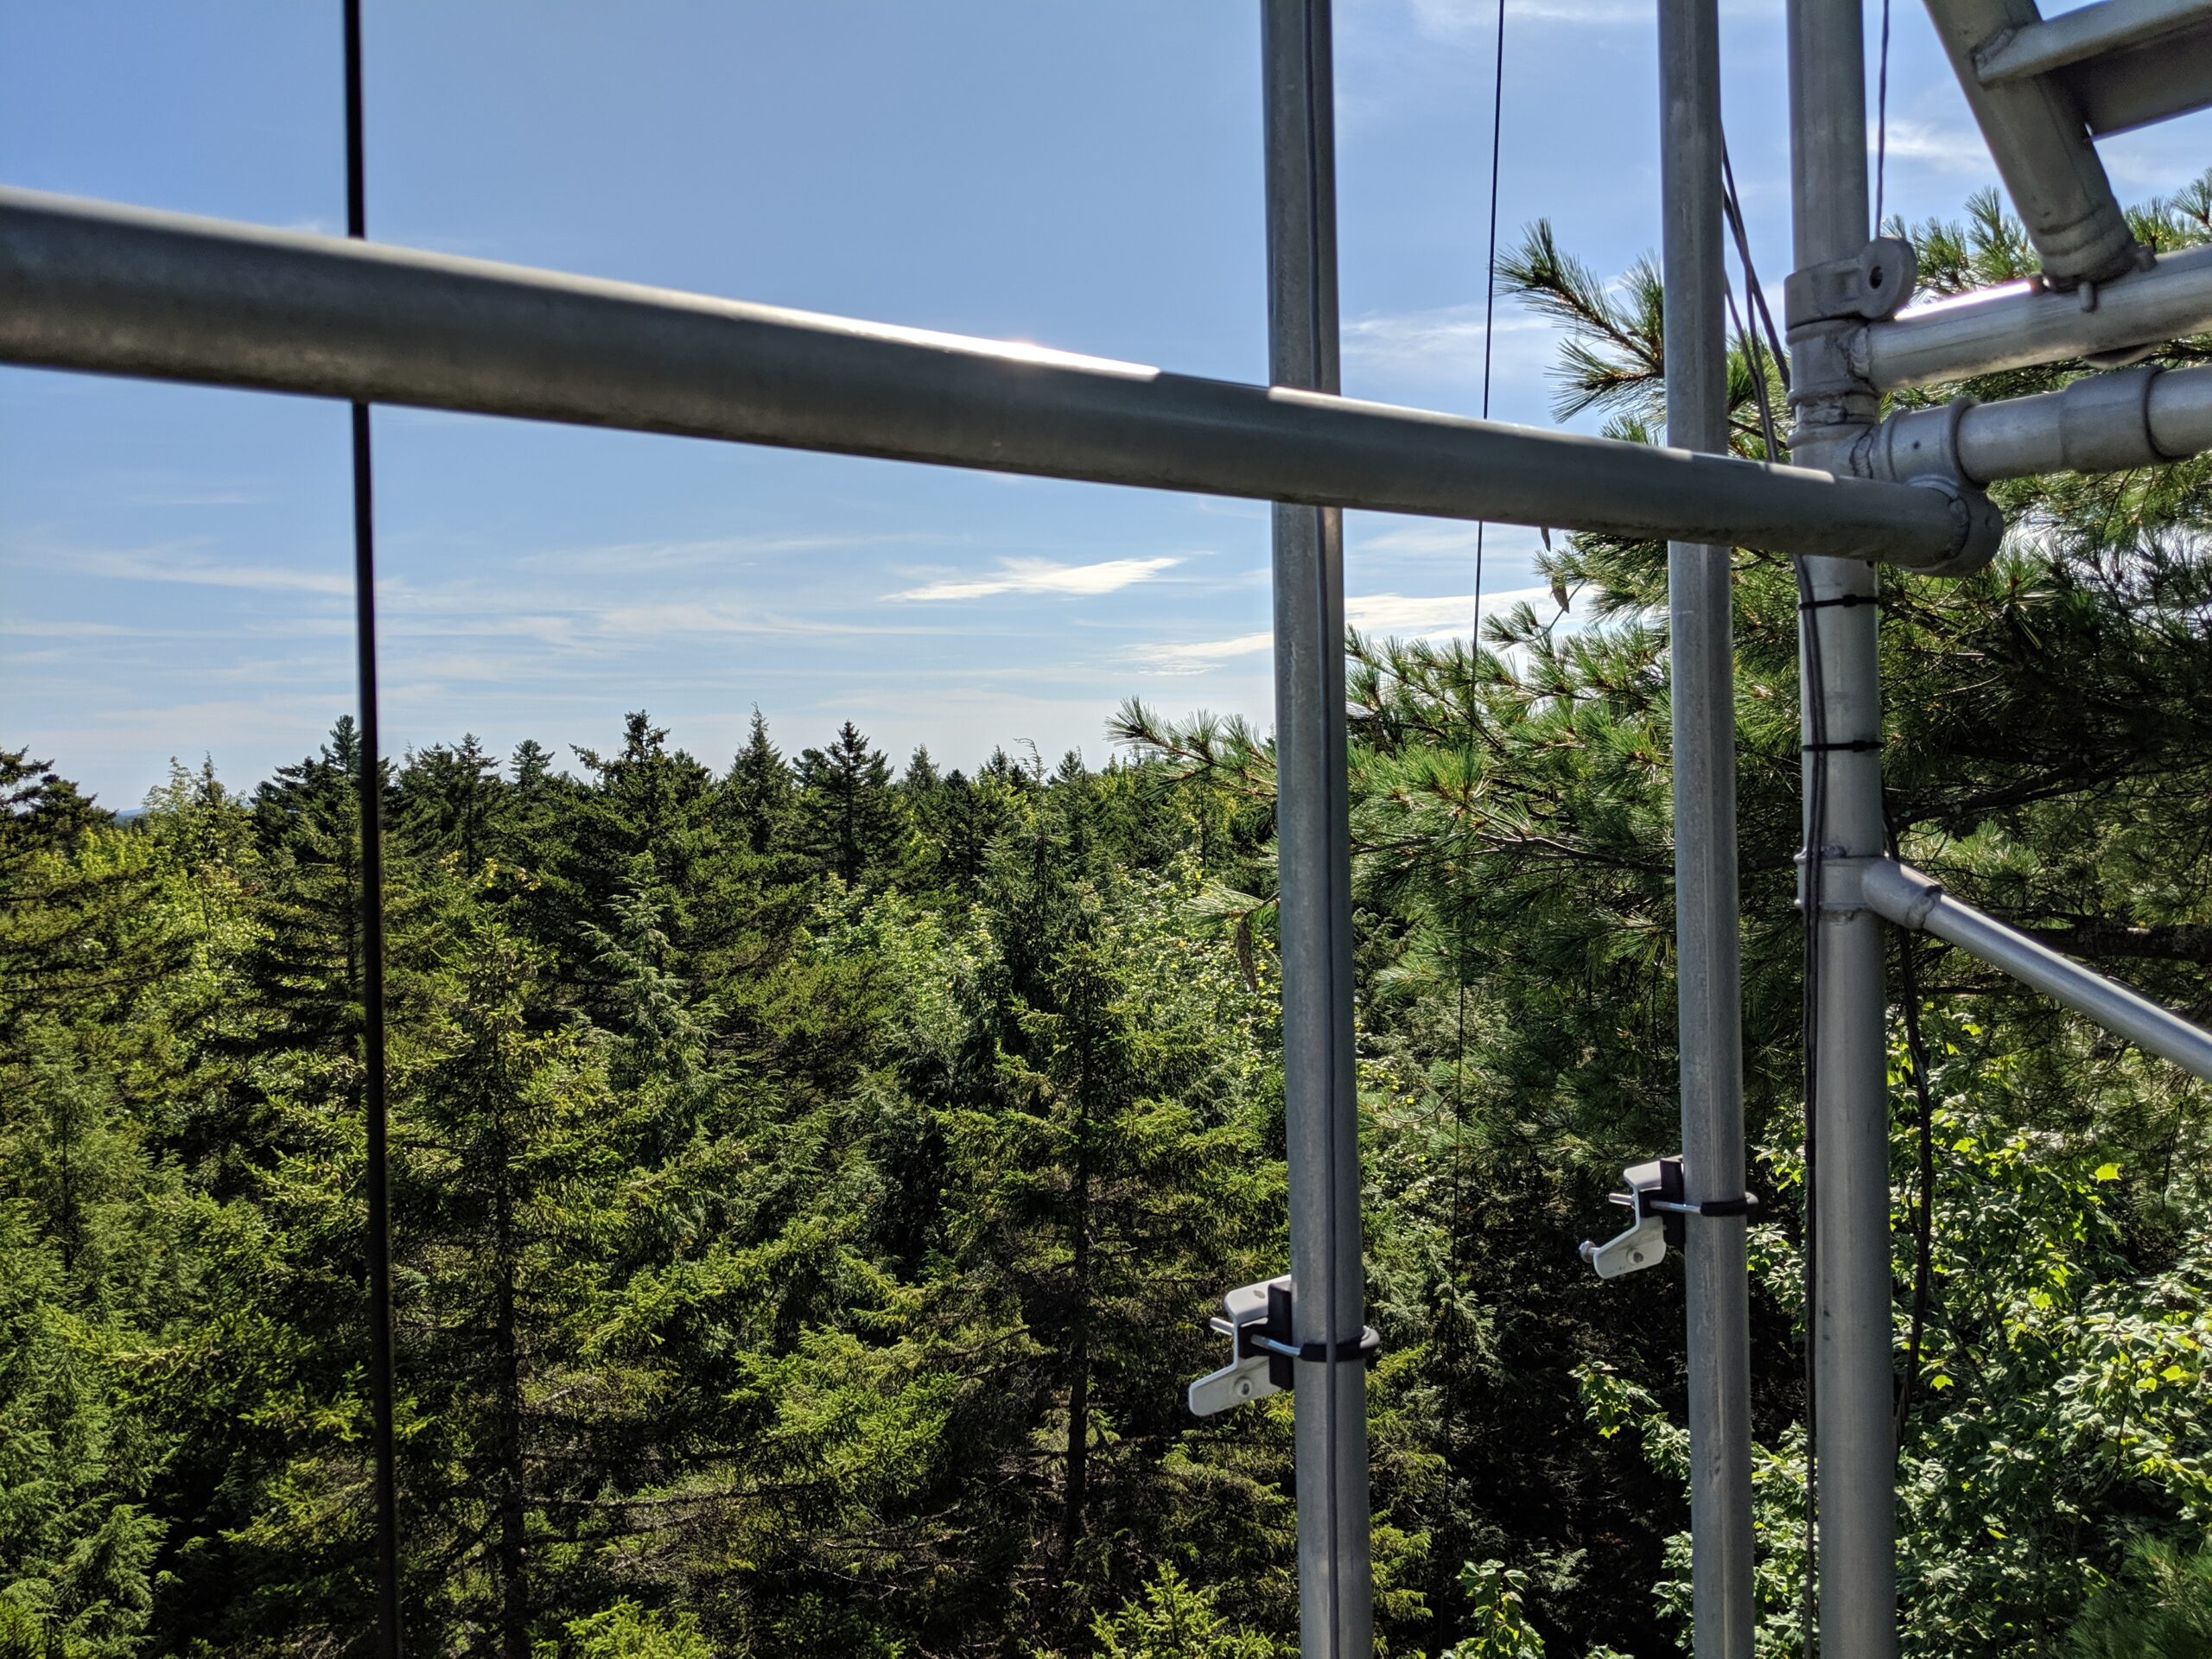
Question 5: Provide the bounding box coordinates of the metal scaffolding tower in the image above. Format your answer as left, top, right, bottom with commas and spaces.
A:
7, 3, 2212, 1653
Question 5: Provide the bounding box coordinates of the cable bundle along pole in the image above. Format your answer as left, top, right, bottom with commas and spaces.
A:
343, 2, 404, 1654
1783, 0, 1897, 1646
1656, 0, 1757, 1648
1260, 4, 1375, 1654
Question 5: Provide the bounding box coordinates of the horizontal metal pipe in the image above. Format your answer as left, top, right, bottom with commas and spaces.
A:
0, 186, 1976, 566
1975, 0, 2212, 84
1951, 363, 2212, 479
1860, 244, 2212, 389
1865, 859, 2212, 1082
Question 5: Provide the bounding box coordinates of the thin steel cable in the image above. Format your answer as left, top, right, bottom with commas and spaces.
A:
1446, 0, 1506, 1555
1874, 0, 1894, 234
343, 1, 403, 1652
1723, 146, 1820, 1655
1471, 0, 1507, 632
1726, 286, 1780, 462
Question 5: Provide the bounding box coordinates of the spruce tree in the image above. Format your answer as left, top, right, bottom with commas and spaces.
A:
794, 721, 906, 887
396, 734, 505, 868
724, 708, 794, 858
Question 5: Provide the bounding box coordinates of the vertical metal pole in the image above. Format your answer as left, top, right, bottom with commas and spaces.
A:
1262, 6, 1374, 1657
1658, 0, 1755, 1650
1785, 0, 1897, 1649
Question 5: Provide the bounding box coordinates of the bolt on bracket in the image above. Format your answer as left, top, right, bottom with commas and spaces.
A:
1784, 235, 1920, 331
1580, 1156, 1761, 1280
1187, 1274, 1381, 1417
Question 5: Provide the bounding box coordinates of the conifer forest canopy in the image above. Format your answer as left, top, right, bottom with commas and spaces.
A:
3, 185, 2212, 1659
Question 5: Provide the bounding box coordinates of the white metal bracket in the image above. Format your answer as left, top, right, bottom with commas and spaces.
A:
1580, 1156, 1761, 1279
1188, 1275, 1292, 1416
1187, 1274, 1381, 1416
1580, 1160, 1672, 1279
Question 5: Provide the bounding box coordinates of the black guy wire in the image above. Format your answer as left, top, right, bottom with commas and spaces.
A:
344, 1, 404, 1653
1723, 144, 1821, 1654
1471, 0, 1507, 632
1719, 143, 1790, 398
1874, 0, 1895, 234
1449, 0, 1507, 1569
1726, 287, 1781, 463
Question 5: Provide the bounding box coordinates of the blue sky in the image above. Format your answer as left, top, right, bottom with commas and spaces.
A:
3, 1, 2207, 804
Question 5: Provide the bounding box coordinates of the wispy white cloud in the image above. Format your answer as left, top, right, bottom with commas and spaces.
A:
127, 489, 265, 508
0, 617, 194, 639
1875, 120, 1994, 175
518, 530, 941, 575
67, 545, 353, 596
1354, 522, 1549, 563
592, 598, 890, 639
1135, 585, 1552, 672
1135, 628, 1275, 671
1343, 304, 1556, 389
888, 556, 1182, 602
1348, 588, 1550, 635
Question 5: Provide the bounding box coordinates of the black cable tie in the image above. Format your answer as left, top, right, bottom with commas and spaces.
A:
1802, 738, 1884, 753
1798, 594, 1879, 612
1296, 1329, 1382, 1364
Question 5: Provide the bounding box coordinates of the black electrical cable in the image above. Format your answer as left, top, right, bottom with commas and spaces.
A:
1791, 493, 1827, 1659
1890, 821, 1938, 1441
343, 2, 404, 1653
1720, 149, 1821, 1655
1719, 143, 1790, 398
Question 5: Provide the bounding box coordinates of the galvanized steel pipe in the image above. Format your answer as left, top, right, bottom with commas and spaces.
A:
1261, 7, 1374, 1657
1786, 0, 1899, 1646
1855, 363, 2212, 486
1860, 243, 2212, 389
1657, 0, 1757, 1645
1953, 363, 2212, 478
1864, 861, 2212, 1081
0, 186, 1983, 568
1974, 0, 2212, 86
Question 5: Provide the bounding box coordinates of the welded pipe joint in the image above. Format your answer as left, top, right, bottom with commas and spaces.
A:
1850, 397, 2004, 575
1859, 858, 1943, 931
1856, 397, 1972, 485
1785, 320, 1879, 420
1796, 852, 1885, 915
